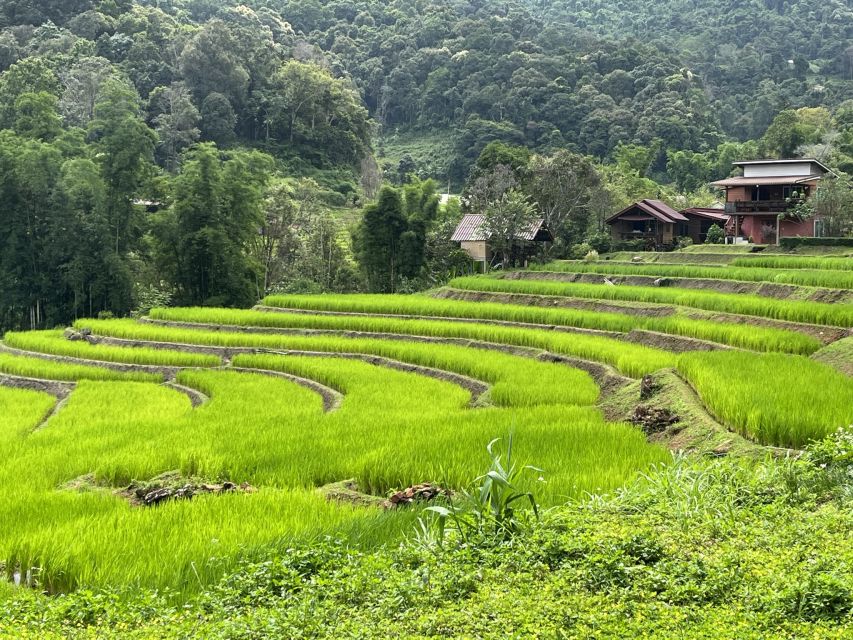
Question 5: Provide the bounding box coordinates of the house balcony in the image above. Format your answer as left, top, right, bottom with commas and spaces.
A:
725, 200, 798, 214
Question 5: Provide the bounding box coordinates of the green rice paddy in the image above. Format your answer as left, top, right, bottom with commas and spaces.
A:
533, 260, 853, 289
448, 276, 853, 326
1, 248, 850, 598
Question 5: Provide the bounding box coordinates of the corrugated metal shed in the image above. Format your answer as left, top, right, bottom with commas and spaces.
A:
451, 214, 487, 242
451, 214, 548, 242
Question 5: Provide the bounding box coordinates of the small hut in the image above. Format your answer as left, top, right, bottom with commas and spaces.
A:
451, 214, 551, 267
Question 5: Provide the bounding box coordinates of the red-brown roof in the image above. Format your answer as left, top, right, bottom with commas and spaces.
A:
681, 208, 730, 223
605, 199, 687, 224
451, 214, 548, 242
709, 175, 822, 188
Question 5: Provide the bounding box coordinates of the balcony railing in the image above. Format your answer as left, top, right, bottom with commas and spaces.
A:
725, 200, 797, 214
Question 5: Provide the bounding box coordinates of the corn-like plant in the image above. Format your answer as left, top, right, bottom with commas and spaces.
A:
423, 435, 543, 544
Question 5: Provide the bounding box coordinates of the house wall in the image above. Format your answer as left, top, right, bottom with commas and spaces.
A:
742, 162, 814, 178
725, 186, 751, 202
780, 217, 823, 238
461, 240, 489, 261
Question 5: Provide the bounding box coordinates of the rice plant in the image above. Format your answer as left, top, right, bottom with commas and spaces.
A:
0, 364, 666, 594
3, 330, 221, 368
76, 318, 602, 404
253, 296, 820, 355
533, 261, 853, 289
448, 276, 853, 327
151, 306, 686, 371
677, 351, 853, 448
731, 256, 853, 271
0, 352, 162, 383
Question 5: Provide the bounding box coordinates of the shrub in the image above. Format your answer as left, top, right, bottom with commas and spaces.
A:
570, 242, 594, 259
583, 249, 599, 262
704, 224, 725, 244
779, 236, 853, 248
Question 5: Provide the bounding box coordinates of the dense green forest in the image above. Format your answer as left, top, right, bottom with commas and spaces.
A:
1, 0, 852, 331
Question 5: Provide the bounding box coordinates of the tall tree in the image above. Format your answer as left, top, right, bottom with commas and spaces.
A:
88, 78, 156, 259
158, 143, 273, 306
354, 186, 409, 292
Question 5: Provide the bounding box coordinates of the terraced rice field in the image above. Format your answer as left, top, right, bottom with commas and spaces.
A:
1, 248, 851, 597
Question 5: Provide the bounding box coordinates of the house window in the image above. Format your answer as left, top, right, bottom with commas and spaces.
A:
814, 219, 826, 238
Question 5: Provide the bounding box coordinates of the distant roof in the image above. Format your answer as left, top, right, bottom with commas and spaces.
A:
451, 214, 549, 242
681, 208, 730, 222
709, 175, 823, 188
605, 199, 688, 225
733, 158, 831, 173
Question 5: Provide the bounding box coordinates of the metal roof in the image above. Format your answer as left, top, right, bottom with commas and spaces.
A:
681, 208, 730, 222
709, 175, 822, 188
451, 214, 487, 242
605, 199, 687, 224
451, 214, 548, 242
733, 158, 831, 173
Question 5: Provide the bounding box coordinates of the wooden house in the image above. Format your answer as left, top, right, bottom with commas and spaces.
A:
710, 158, 831, 244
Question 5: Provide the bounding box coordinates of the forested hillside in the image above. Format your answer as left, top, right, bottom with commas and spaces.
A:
0, 0, 851, 331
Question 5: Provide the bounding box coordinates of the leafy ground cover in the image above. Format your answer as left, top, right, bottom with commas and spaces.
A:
449, 276, 853, 326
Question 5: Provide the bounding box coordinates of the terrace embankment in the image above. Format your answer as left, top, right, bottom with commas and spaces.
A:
600, 369, 788, 458
811, 336, 853, 376
0, 373, 73, 398
435, 287, 846, 346
433, 287, 675, 317
509, 269, 853, 303
78, 334, 492, 405
126, 319, 642, 398
0, 343, 181, 379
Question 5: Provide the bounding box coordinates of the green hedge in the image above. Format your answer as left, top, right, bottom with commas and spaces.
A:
779, 237, 853, 248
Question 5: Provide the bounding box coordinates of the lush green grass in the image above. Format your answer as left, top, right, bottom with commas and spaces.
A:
449, 276, 853, 327
3, 330, 221, 368
256, 295, 820, 355
535, 260, 853, 289
677, 351, 853, 448
731, 256, 853, 271
0, 352, 162, 383
0, 362, 666, 594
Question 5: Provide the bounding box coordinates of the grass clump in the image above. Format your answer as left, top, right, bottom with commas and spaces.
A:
449, 276, 853, 327
677, 351, 853, 448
